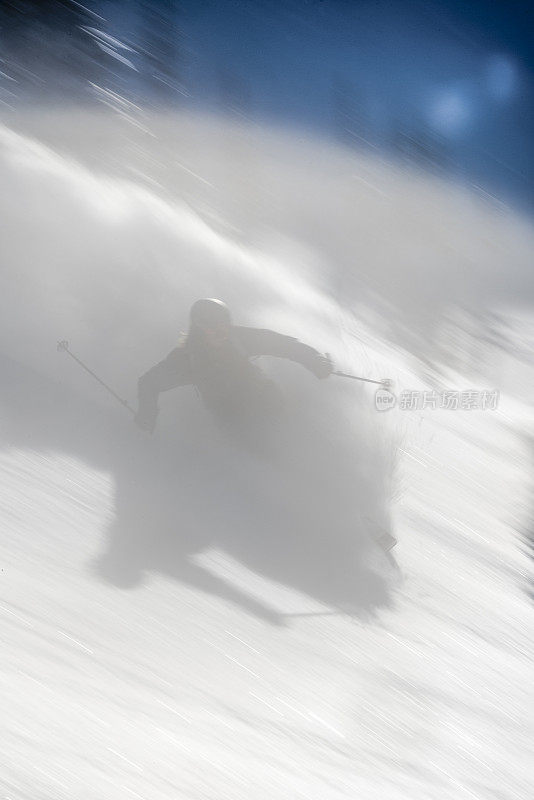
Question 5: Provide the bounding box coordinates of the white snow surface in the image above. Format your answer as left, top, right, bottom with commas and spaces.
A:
1, 110, 533, 799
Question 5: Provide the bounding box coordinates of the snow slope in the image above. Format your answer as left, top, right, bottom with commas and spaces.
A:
1, 110, 533, 799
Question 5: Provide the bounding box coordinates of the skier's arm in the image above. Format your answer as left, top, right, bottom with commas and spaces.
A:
236, 327, 333, 378
135, 348, 192, 432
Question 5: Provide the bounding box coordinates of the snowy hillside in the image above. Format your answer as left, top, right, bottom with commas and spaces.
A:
1, 111, 533, 799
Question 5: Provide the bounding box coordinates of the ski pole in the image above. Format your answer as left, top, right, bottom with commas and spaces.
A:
57, 340, 136, 415
333, 370, 392, 387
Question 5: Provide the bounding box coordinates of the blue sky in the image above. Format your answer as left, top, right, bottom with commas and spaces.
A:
179, 0, 533, 206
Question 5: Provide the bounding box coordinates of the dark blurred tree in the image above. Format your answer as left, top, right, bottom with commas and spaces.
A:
0, 0, 186, 106
0, 0, 94, 101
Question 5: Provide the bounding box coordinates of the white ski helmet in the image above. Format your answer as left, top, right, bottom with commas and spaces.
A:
189, 298, 232, 329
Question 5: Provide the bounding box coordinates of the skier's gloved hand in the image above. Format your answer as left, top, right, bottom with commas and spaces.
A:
134, 406, 157, 434
308, 353, 333, 379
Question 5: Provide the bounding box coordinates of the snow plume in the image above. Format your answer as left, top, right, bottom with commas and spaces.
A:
0, 117, 340, 390
1, 110, 533, 799
0, 111, 395, 612
1, 110, 533, 547
2, 110, 534, 378
0, 110, 532, 575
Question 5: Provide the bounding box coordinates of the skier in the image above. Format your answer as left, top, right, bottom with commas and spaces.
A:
134, 298, 333, 438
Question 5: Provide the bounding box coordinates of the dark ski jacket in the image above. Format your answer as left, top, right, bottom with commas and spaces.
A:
137, 326, 324, 430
